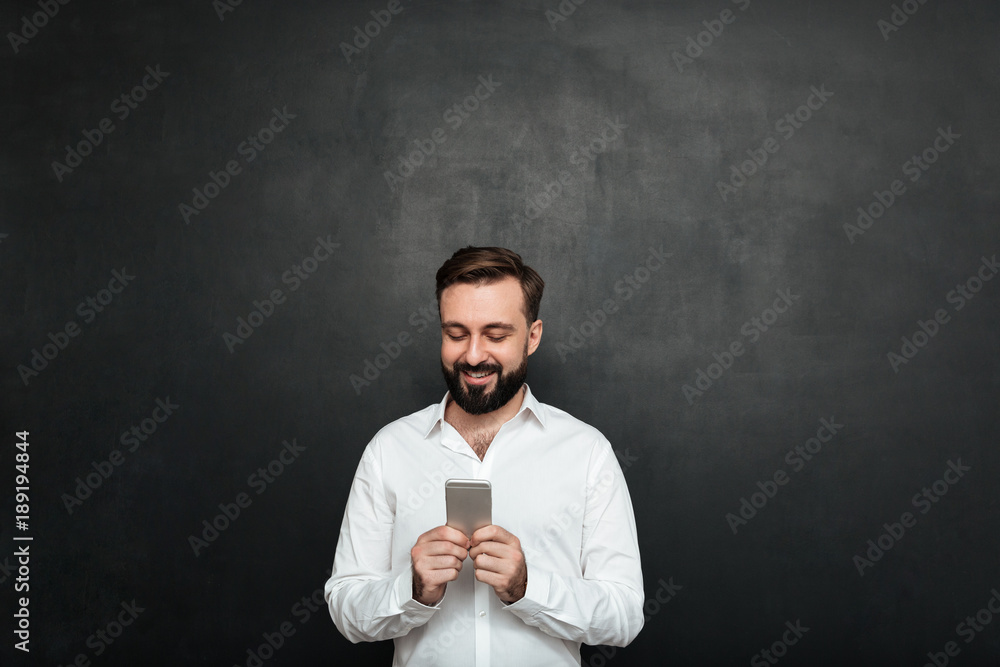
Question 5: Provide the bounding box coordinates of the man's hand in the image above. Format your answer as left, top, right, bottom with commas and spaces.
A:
411, 525, 470, 606
469, 525, 528, 604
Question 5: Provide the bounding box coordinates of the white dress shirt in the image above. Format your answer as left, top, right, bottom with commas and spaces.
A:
325, 383, 644, 666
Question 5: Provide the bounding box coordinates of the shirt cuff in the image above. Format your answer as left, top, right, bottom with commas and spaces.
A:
501, 566, 551, 618
395, 566, 447, 615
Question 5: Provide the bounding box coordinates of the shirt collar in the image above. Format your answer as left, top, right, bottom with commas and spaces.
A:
421, 382, 547, 439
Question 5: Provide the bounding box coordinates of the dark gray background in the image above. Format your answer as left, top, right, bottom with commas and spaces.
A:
2, 0, 999, 664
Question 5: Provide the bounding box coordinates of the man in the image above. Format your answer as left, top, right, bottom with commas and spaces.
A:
325, 246, 644, 666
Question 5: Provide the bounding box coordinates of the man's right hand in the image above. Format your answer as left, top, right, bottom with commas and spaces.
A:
411, 525, 470, 606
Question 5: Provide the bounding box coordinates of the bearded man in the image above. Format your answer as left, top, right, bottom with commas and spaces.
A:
325, 246, 644, 666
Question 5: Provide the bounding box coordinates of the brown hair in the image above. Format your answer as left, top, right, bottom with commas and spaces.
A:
435, 246, 544, 324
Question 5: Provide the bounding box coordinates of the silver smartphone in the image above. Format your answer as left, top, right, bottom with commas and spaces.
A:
445, 478, 492, 539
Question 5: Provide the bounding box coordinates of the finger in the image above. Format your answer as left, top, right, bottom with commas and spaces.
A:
472, 525, 516, 549
473, 567, 503, 589
468, 543, 490, 559
418, 524, 465, 545
420, 541, 469, 561
469, 524, 500, 545
416, 526, 443, 544
472, 552, 495, 572
472, 552, 514, 575
440, 524, 472, 546
469, 541, 513, 560
419, 554, 464, 571
420, 568, 461, 588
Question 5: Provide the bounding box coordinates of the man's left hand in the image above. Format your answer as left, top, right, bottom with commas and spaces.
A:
469, 524, 527, 604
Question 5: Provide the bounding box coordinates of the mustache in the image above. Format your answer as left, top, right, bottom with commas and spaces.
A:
455, 362, 502, 374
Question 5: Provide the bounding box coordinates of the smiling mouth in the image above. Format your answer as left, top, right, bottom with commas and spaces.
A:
463, 370, 496, 385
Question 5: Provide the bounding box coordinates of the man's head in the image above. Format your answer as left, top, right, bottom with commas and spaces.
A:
435, 247, 544, 415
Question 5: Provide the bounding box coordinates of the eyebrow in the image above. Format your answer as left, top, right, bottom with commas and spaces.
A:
440, 321, 517, 332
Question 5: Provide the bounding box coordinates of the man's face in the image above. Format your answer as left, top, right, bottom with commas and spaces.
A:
439, 277, 542, 416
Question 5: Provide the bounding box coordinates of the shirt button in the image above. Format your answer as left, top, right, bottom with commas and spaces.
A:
479, 611, 486, 618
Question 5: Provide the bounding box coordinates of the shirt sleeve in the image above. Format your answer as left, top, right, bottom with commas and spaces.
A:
324, 439, 443, 643
502, 436, 645, 647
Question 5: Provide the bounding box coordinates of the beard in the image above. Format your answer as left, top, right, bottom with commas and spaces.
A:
441, 350, 528, 416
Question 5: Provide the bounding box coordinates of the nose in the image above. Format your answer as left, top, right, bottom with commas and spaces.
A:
464, 336, 490, 367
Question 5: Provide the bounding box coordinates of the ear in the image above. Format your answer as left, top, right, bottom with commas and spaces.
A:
526, 319, 543, 356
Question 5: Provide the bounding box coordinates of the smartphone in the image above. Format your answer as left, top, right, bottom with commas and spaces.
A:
445, 478, 492, 539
